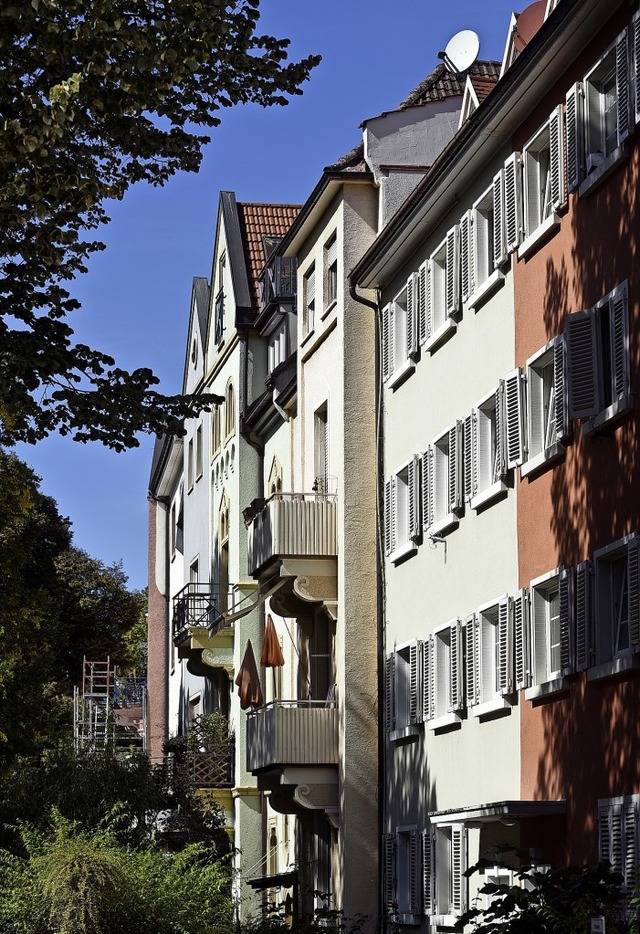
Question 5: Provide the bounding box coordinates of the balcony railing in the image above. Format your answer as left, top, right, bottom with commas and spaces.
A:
247, 493, 337, 577
188, 739, 235, 789
246, 700, 338, 772
261, 255, 297, 310
172, 583, 235, 642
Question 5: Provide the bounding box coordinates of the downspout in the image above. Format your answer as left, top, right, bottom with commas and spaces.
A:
348, 280, 386, 934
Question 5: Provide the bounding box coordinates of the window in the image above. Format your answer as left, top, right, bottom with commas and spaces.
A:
195, 424, 203, 480
422, 620, 464, 729
584, 33, 630, 167
522, 107, 564, 243
590, 536, 640, 668
598, 796, 639, 892
422, 228, 459, 351
187, 437, 194, 490
386, 642, 420, 740
314, 403, 329, 494
324, 234, 338, 309
383, 829, 421, 919
268, 318, 288, 374
466, 597, 512, 713
529, 568, 573, 690
224, 380, 235, 438
211, 404, 221, 458
461, 183, 505, 308
423, 823, 467, 919
524, 337, 568, 474
303, 265, 316, 337
170, 492, 184, 558
214, 288, 225, 346
565, 281, 631, 432
384, 458, 420, 561
382, 275, 418, 386
422, 424, 461, 537
465, 387, 508, 509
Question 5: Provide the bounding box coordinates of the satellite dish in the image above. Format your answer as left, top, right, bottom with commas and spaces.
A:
439, 29, 480, 75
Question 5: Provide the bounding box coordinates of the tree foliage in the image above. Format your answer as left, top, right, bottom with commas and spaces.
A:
0, 0, 320, 450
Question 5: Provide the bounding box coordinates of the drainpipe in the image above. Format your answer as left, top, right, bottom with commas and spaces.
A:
348, 280, 386, 934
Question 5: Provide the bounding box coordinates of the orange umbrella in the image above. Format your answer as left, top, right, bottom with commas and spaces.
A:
235, 640, 264, 710
261, 615, 285, 668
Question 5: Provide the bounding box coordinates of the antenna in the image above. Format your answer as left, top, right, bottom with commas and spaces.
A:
438, 29, 480, 75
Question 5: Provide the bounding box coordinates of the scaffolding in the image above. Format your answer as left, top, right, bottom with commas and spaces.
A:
73, 657, 147, 755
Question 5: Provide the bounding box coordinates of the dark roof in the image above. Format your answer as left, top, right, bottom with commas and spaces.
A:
398, 60, 501, 110
192, 277, 210, 347
237, 202, 301, 309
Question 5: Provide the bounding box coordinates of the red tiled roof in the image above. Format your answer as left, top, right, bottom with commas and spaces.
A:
398, 60, 501, 110
470, 73, 500, 104
237, 202, 301, 309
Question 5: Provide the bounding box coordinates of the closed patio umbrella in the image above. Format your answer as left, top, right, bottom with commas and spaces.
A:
235, 640, 264, 710
260, 615, 285, 668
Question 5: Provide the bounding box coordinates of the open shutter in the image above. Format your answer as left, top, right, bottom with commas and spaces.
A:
624, 799, 639, 892
553, 335, 569, 441
504, 368, 525, 468
513, 589, 530, 691
425, 259, 433, 343
463, 412, 477, 502
565, 307, 601, 419
383, 834, 396, 909
407, 272, 418, 360
634, 12, 640, 125
610, 808, 624, 876
575, 560, 592, 671
627, 537, 640, 651
422, 635, 434, 722
465, 614, 478, 707
409, 641, 420, 725
599, 805, 612, 866
422, 448, 433, 532
504, 153, 523, 253
497, 597, 511, 695
408, 456, 420, 543
385, 654, 396, 731
559, 566, 574, 675
549, 104, 565, 208
418, 261, 428, 345
409, 831, 421, 915
616, 29, 631, 146
460, 210, 474, 302
451, 825, 467, 914
449, 422, 462, 515
495, 385, 507, 480
450, 619, 463, 711
384, 479, 393, 555
492, 169, 506, 267
382, 303, 391, 382
532, 584, 548, 685
422, 828, 435, 916
565, 83, 583, 192
445, 226, 459, 318
609, 281, 630, 403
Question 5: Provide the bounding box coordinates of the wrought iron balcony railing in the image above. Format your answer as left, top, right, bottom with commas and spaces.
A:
247, 492, 337, 577
261, 255, 297, 310
172, 583, 235, 643
246, 699, 338, 773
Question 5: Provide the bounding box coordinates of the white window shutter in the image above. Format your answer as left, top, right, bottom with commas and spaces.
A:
553, 334, 569, 441
382, 303, 391, 382
445, 226, 460, 318
599, 804, 612, 866
465, 614, 478, 706
460, 210, 474, 302
504, 368, 525, 468
634, 12, 640, 125
463, 412, 476, 502
451, 825, 467, 913
565, 82, 584, 192
610, 808, 623, 877
504, 153, 523, 253
609, 281, 630, 403
495, 385, 507, 480
409, 831, 421, 915
624, 800, 639, 892
532, 584, 548, 685
425, 259, 433, 343
384, 479, 393, 555
418, 260, 428, 345
408, 456, 420, 543
407, 272, 419, 360
616, 29, 631, 146
422, 828, 435, 915
422, 635, 434, 722
422, 448, 433, 532
559, 566, 574, 675
492, 169, 507, 267
498, 597, 511, 695
549, 104, 565, 208
575, 560, 592, 671
385, 654, 396, 731
449, 619, 463, 711
409, 640, 420, 725
565, 307, 601, 419
449, 421, 463, 515
383, 834, 396, 909
627, 537, 640, 651
513, 589, 530, 690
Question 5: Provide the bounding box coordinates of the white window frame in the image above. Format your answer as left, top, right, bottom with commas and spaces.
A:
385, 457, 420, 564
386, 641, 421, 742
268, 317, 289, 374
590, 535, 640, 676
383, 275, 418, 389
469, 387, 507, 511
526, 567, 574, 699
195, 423, 203, 481
423, 229, 459, 353
466, 185, 505, 310
598, 795, 640, 892
519, 107, 564, 257
467, 596, 513, 717
187, 436, 194, 491
522, 337, 568, 477
422, 620, 464, 730
323, 233, 338, 312
583, 31, 630, 173
423, 423, 462, 538
424, 821, 468, 921
302, 264, 316, 338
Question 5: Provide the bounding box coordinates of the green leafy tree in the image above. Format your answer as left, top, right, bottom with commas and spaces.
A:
0, 0, 320, 450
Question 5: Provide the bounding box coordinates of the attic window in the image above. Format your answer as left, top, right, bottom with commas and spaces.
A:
191, 336, 198, 365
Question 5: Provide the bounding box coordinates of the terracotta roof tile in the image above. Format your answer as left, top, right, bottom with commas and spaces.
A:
237, 202, 301, 309
470, 73, 499, 104
400, 59, 501, 110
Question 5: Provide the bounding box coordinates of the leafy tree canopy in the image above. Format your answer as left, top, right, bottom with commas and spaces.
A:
0, 0, 320, 450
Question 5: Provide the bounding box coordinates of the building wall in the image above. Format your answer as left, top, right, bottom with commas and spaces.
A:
147, 496, 168, 764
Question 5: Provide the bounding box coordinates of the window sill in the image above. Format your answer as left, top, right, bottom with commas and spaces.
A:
583, 395, 634, 436
390, 541, 418, 565
517, 212, 561, 260
394, 913, 421, 927
578, 145, 628, 198
423, 318, 456, 354
520, 442, 565, 479
525, 677, 569, 701
470, 481, 507, 511
427, 712, 462, 732
468, 269, 505, 311
321, 299, 337, 321
389, 724, 421, 744
471, 696, 512, 718
430, 914, 460, 928
587, 654, 640, 683
300, 328, 315, 349
426, 514, 459, 537
388, 358, 416, 391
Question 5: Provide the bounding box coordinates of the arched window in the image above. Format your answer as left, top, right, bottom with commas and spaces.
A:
225, 380, 235, 439
211, 403, 221, 457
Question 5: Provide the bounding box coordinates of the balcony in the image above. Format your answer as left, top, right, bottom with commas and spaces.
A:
172, 583, 235, 643
261, 255, 297, 311
246, 700, 338, 773
188, 739, 235, 789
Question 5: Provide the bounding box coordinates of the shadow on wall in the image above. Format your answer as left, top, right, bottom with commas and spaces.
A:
534, 145, 640, 863
387, 736, 436, 825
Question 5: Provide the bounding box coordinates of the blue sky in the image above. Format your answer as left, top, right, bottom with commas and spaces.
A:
16, 0, 523, 591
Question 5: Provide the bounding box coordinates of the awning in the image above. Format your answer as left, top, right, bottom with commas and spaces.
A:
217, 578, 287, 628
429, 800, 566, 825
247, 870, 297, 891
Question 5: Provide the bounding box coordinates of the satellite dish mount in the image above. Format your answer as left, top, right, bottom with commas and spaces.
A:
438, 29, 480, 75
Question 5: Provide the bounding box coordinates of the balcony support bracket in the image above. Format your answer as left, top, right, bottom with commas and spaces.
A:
278, 558, 338, 620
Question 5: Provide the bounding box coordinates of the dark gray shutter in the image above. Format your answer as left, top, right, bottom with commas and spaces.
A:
575, 560, 592, 671
609, 281, 630, 403
628, 537, 640, 651
386, 654, 396, 731
616, 29, 631, 146
559, 566, 574, 675
565, 83, 583, 192
553, 334, 569, 441
565, 307, 601, 419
